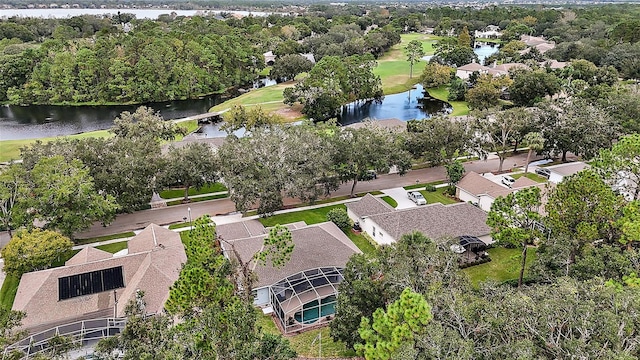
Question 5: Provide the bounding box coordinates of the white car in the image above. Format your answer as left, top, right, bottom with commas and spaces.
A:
501, 175, 516, 188
408, 191, 427, 205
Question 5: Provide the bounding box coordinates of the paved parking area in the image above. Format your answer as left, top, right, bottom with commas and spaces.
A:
382, 187, 418, 209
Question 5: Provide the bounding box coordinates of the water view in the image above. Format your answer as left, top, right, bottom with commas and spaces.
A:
0, 95, 222, 140
339, 84, 451, 125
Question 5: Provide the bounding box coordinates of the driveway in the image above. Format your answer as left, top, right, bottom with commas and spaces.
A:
382, 187, 417, 210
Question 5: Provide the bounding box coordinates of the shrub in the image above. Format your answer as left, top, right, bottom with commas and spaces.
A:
425, 185, 437, 192
326, 208, 352, 231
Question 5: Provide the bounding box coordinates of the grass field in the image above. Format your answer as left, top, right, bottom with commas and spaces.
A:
426, 86, 470, 116
419, 187, 460, 205
210, 83, 303, 121
463, 247, 537, 286
257, 313, 355, 358
76, 231, 136, 245
95, 241, 128, 254
159, 183, 227, 199
0, 275, 20, 310
258, 204, 347, 228
346, 230, 377, 256
512, 172, 548, 183
381, 196, 398, 208
374, 33, 439, 95
403, 180, 446, 190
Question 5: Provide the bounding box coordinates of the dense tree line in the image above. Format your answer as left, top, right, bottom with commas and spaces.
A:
0, 16, 263, 104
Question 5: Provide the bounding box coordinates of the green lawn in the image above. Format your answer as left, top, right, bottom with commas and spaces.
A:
403, 180, 447, 190
159, 183, 227, 199
463, 247, 537, 286
95, 241, 128, 254
381, 196, 398, 208
0, 274, 20, 310
166, 193, 229, 206
168, 222, 195, 230
210, 82, 296, 115
419, 187, 459, 205
75, 231, 136, 245
346, 230, 377, 256
0, 129, 113, 163
374, 33, 440, 95
257, 313, 355, 358
51, 249, 82, 268
426, 86, 470, 116
258, 204, 347, 228
511, 172, 547, 183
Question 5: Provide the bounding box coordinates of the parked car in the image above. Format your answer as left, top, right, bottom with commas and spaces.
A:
408, 191, 427, 205
501, 175, 516, 187
358, 170, 377, 181
535, 167, 551, 179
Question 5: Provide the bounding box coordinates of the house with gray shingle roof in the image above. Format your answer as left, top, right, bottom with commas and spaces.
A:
12, 224, 186, 332
217, 220, 361, 333
346, 193, 492, 245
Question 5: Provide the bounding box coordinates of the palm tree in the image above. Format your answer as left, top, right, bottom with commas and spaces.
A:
523, 132, 545, 174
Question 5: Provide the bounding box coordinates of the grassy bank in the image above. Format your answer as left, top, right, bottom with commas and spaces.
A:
0, 119, 198, 163
209, 82, 303, 122
426, 86, 470, 116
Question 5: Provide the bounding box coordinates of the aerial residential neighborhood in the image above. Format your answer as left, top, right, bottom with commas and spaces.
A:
1, 1, 640, 359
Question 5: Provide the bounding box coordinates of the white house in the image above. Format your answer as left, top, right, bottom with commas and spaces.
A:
346, 194, 492, 245
456, 171, 539, 212
455, 62, 490, 80
544, 162, 590, 184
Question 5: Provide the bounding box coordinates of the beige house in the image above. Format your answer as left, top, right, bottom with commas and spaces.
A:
13, 224, 187, 332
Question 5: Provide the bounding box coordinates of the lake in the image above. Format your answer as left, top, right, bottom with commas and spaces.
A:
0, 8, 276, 19
0, 95, 223, 140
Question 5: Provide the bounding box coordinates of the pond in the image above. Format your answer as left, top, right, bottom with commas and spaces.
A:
474, 42, 500, 64
421, 43, 499, 65
338, 84, 451, 125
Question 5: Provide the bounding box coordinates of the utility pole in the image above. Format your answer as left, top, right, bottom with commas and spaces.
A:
113, 289, 118, 318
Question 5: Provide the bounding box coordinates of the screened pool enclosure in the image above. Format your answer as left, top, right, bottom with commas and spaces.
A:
269, 267, 344, 333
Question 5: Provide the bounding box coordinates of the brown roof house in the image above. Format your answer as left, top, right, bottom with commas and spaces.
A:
12, 224, 187, 332
217, 220, 361, 334
346, 193, 492, 246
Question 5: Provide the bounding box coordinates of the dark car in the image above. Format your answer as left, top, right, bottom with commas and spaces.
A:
358, 170, 377, 181
535, 168, 551, 179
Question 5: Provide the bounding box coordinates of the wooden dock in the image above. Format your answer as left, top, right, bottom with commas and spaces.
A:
172, 109, 229, 124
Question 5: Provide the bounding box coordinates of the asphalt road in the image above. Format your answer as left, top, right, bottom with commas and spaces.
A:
0, 151, 564, 244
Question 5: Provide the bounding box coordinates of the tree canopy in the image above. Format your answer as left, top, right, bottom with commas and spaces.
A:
1, 228, 73, 277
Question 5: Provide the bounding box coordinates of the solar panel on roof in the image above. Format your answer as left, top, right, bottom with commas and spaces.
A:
58, 266, 124, 301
